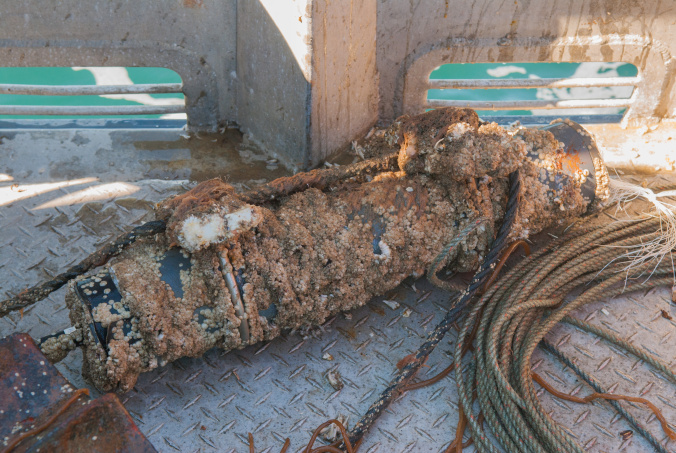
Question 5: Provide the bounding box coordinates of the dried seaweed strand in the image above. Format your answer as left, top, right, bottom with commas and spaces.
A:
481, 239, 531, 292
248, 419, 356, 453
532, 372, 676, 441
304, 419, 355, 453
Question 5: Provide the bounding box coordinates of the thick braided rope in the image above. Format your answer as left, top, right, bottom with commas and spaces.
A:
455, 213, 676, 452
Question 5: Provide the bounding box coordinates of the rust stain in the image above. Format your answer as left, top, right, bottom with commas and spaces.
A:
563, 148, 583, 174
369, 305, 386, 316
183, 0, 203, 8
337, 327, 358, 339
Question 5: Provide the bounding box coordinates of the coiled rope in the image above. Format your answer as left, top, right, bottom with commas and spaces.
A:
453, 214, 676, 452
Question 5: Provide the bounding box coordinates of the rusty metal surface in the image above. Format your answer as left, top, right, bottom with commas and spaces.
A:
2, 128, 676, 452
11, 393, 157, 453
0, 333, 156, 453
1, 333, 75, 445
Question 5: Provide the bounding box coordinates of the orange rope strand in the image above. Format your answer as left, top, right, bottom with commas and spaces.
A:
532, 372, 676, 441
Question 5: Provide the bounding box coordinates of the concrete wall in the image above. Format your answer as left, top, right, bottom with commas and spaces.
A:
1, 0, 675, 168
238, 0, 380, 168
0, 0, 381, 169
0, 0, 237, 130
377, 0, 676, 125
236, 0, 313, 169
310, 0, 379, 166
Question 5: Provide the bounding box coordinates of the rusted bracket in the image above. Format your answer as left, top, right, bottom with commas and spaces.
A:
0, 333, 156, 453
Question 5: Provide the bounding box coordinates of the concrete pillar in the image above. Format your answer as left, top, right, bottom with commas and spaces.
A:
236, 0, 378, 170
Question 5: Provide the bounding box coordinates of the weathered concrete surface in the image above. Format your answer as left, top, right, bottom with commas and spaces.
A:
0, 0, 237, 131
377, 0, 676, 127
237, 0, 380, 169
236, 0, 313, 170
586, 120, 676, 173
1, 0, 675, 168
310, 0, 379, 166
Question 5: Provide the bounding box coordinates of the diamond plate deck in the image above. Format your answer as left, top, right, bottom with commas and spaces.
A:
2, 128, 676, 452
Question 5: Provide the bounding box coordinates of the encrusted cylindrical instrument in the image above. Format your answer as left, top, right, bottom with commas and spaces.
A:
40, 108, 608, 391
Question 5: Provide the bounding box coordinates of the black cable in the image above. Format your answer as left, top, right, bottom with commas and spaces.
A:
0, 220, 166, 318
346, 170, 521, 447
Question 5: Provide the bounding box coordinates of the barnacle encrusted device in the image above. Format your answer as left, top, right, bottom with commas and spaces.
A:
44, 108, 608, 392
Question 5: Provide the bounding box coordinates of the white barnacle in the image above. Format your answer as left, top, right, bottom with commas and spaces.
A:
373, 240, 392, 263
449, 122, 472, 139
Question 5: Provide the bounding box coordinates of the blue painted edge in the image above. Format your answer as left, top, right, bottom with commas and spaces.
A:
479, 114, 623, 125
0, 115, 620, 131
0, 118, 187, 129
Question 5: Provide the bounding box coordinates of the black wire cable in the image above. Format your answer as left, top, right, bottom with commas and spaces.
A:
346, 170, 521, 447
0, 220, 166, 318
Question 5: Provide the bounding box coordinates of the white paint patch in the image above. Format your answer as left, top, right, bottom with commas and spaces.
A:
534, 62, 633, 116
486, 65, 527, 78
72, 67, 186, 119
